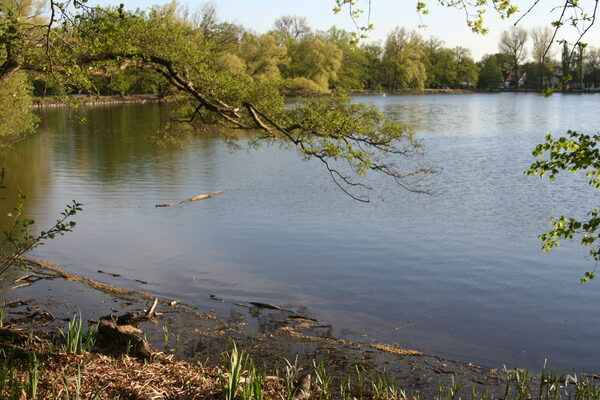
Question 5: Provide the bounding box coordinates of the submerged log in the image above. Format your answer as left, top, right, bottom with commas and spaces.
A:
155, 190, 225, 207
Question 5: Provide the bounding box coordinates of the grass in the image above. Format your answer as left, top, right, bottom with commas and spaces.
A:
220, 342, 246, 400
57, 313, 96, 355
27, 352, 40, 399
280, 355, 301, 400
0, 302, 6, 328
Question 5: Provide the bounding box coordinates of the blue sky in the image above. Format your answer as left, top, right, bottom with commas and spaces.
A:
89, 0, 600, 60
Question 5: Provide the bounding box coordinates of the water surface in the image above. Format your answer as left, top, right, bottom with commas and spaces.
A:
2, 93, 600, 371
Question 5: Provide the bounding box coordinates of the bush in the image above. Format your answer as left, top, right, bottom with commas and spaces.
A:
0, 72, 38, 146
286, 77, 329, 95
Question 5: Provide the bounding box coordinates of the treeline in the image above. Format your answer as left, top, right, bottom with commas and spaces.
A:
20, 3, 600, 97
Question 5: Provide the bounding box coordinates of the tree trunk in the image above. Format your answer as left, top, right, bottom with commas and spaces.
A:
0, 59, 21, 84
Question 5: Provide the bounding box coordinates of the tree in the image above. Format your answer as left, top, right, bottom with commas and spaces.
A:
424, 39, 456, 88
359, 42, 383, 90
453, 46, 478, 88
584, 47, 600, 88
530, 26, 554, 89
561, 40, 571, 86
322, 27, 372, 90
0, 0, 46, 143
382, 27, 426, 90
237, 33, 289, 81
273, 15, 310, 42
284, 35, 343, 93
573, 42, 587, 89
477, 53, 511, 89
498, 26, 528, 89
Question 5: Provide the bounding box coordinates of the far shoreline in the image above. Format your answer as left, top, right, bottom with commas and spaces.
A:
30, 88, 600, 108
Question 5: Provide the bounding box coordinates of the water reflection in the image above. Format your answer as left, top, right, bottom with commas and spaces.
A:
1, 94, 600, 371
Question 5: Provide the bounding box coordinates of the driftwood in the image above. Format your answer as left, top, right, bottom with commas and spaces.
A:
146, 298, 158, 318
6, 300, 32, 308
155, 190, 225, 207
10, 282, 32, 290
13, 273, 43, 284
249, 302, 291, 312
97, 270, 121, 277
111, 299, 159, 325
11, 273, 45, 289
7, 310, 55, 327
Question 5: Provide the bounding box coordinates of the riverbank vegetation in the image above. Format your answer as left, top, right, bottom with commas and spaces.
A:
2, 310, 600, 400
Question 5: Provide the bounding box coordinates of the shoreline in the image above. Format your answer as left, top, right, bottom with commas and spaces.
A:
1, 258, 595, 398
30, 88, 600, 109
31, 94, 175, 107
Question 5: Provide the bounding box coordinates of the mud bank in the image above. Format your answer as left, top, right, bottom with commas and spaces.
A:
0, 259, 590, 399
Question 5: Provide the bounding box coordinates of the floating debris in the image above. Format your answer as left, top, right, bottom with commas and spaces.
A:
156, 190, 225, 207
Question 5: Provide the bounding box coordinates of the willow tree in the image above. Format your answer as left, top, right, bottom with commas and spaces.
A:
382, 27, 426, 90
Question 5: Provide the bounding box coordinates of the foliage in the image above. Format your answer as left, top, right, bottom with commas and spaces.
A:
584, 47, 600, 88
382, 27, 426, 90
526, 131, 600, 282
323, 27, 372, 90
284, 94, 432, 199
284, 36, 343, 92
0, 72, 37, 145
0, 168, 82, 277
286, 76, 328, 94
237, 33, 288, 81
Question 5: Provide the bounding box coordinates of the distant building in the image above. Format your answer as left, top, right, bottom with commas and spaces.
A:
503, 70, 526, 88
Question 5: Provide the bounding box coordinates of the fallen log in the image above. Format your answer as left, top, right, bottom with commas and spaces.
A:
10, 282, 32, 290
248, 302, 294, 312
155, 190, 225, 207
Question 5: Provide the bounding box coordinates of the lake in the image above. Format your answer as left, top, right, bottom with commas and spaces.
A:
2, 93, 600, 371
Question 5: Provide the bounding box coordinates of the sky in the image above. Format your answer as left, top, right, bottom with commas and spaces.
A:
88, 0, 600, 61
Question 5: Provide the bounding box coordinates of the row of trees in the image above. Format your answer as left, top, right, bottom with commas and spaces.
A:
23, 8, 480, 96
478, 26, 600, 90
22, 7, 600, 100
